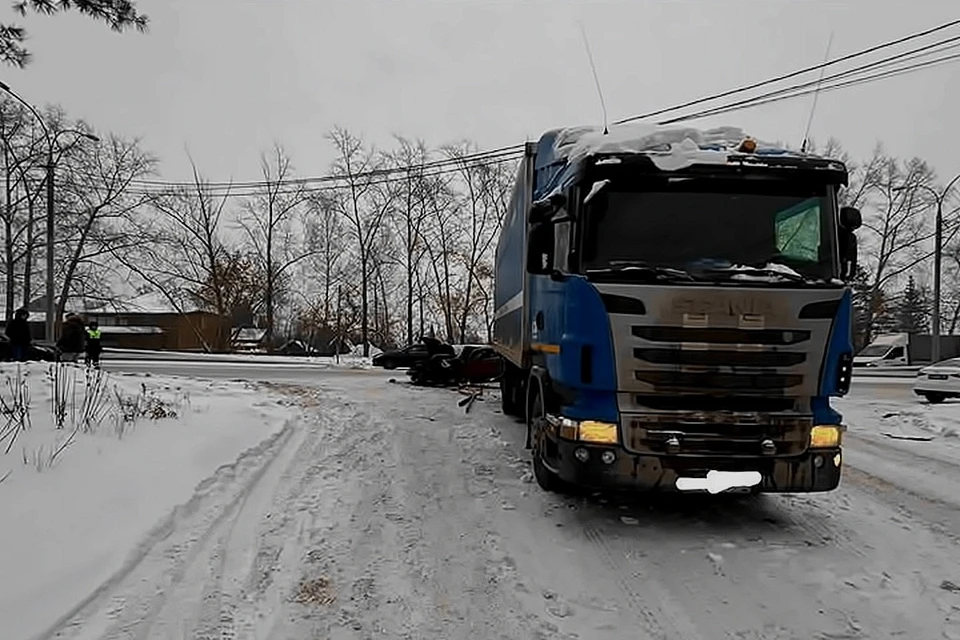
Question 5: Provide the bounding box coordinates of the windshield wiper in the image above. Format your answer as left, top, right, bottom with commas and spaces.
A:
585, 262, 697, 281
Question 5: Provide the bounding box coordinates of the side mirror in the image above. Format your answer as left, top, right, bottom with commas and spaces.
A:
838, 229, 858, 280
839, 206, 862, 232
529, 192, 568, 224
526, 221, 555, 275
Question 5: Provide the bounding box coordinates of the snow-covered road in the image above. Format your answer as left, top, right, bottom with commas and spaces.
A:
31, 373, 960, 639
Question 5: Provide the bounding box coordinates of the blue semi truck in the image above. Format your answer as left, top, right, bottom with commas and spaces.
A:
492, 124, 862, 494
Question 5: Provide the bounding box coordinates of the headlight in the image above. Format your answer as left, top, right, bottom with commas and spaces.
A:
578, 420, 619, 444
810, 425, 842, 448
550, 416, 619, 444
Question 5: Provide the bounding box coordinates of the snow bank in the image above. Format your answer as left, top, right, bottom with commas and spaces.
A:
0, 363, 298, 640
838, 396, 960, 443
552, 122, 771, 170
104, 348, 375, 369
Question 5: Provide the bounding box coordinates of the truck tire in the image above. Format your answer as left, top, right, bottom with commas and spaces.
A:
500, 366, 524, 417
529, 385, 562, 492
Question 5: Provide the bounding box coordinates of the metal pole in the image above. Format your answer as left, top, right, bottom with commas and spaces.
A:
336, 284, 342, 365
45, 150, 54, 342
932, 196, 942, 363
931, 173, 960, 363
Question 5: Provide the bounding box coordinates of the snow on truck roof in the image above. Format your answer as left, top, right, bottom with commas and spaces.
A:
540, 122, 845, 172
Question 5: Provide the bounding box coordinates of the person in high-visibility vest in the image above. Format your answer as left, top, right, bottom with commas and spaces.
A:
85, 321, 103, 368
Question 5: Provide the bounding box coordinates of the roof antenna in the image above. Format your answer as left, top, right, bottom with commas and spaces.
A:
579, 21, 609, 134
801, 30, 834, 153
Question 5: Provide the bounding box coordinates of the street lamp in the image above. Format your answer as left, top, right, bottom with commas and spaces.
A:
0, 80, 99, 342
896, 174, 960, 364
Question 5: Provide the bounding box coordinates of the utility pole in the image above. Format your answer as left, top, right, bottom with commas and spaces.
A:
336, 285, 342, 365
45, 149, 54, 341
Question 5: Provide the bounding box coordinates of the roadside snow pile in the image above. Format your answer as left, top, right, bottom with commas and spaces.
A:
104, 348, 374, 369
551, 122, 777, 170
0, 363, 297, 640
838, 396, 960, 443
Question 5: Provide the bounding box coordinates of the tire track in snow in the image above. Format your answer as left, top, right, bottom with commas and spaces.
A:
38, 418, 301, 640
48, 387, 363, 640
137, 414, 311, 639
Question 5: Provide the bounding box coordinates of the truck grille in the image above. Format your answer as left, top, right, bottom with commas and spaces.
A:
632, 326, 811, 346
635, 395, 795, 413
598, 283, 842, 457
629, 323, 813, 409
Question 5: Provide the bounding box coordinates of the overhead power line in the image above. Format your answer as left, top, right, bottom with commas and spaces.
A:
127, 144, 525, 190
615, 16, 960, 125
119, 46, 960, 200
57, 16, 960, 194
657, 36, 960, 125
660, 50, 960, 125
121, 151, 525, 199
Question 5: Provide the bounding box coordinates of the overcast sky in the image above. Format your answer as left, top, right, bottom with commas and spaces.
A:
3, 0, 958, 185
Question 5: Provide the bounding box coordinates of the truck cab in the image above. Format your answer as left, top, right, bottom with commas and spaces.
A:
493, 124, 861, 495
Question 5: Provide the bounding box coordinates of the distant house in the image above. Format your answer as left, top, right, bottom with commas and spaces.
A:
79, 293, 230, 351
232, 327, 267, 352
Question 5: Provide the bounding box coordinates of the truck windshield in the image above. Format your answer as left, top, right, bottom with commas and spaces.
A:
581, 181, 838, 283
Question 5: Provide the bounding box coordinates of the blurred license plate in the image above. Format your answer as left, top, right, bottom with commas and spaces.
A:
676, 470, 762, 494
929, 374, 948, 380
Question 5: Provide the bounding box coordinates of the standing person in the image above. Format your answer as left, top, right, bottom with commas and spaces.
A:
5, 308, 32, 362
56, 313, 86, 363
85, 320, 103, 368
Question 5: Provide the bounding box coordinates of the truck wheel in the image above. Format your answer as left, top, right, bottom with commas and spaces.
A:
529, 388, 561, 492
923, 392, 946, 404
500, 373, 522, 416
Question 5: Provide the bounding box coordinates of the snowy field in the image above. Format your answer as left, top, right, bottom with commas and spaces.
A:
0, 363, 299, 640
2, 367, 959, 639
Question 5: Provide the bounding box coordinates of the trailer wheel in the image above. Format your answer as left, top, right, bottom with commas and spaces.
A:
500, 370, 523, 417
529, 387, 561, 492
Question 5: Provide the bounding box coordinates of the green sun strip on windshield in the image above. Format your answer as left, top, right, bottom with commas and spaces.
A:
775, 198, 821, 263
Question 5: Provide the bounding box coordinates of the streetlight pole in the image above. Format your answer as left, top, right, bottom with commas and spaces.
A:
0, 80, 98, 342
901, 175, 960, 364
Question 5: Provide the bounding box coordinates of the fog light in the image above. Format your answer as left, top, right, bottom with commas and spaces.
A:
810, 425, 841, 448
833, 453, 842, 467
574, 447, 590, 462
601, 450, 616, 465
814, 455, 824, 468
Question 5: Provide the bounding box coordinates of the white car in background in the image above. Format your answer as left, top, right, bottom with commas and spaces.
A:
913, 357, 960, 404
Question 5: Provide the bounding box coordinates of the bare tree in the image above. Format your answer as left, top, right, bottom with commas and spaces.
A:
386, 136, 431, 346
419, 173, 462, 343
443, 143, 513, 342
303, 191, 347, 330
327, 127, 397, 355
55, 132, 156, 324
239, 144, 308, 347
116, 158, 245, 350
855, 147, 941, 343
0, 98, 40, 317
